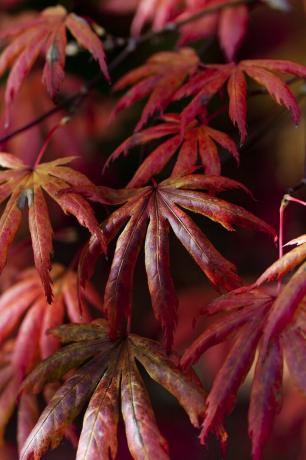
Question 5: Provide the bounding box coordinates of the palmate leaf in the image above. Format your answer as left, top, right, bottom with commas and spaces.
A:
0, 5, 109, 121
106, 113, 239, 186
176, 59, 306, 144
112, 48, 199, 131
0, 264, 102, 446
20, 321, 206, 460
0, 152, 106, 301
176, 0, 249, 61
130, 0, 249, 61
78, 174, 274, 350
113, 50, 306, 144
130, 0, 289, 59
181, 235, 306, 460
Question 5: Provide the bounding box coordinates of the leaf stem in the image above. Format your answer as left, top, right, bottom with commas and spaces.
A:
0, 0, 256, 145
32, 118, 69, 168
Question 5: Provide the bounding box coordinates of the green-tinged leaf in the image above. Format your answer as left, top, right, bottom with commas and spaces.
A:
21, 339, 110, 394
0, 154, 105, 299
0, 5, 109, 112
20, 353, 109, 460
131, 335, 205, 427
20, 323, 206, 460
121, 347, 169, 460
76, 365, 120, 460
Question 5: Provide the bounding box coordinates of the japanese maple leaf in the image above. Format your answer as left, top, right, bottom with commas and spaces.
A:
130, 0, 288, 61
0, 265, 101, 449
0, 5, 109, 123
175, 0, 249, 61
78, 174, 274, 350
175, 59, 306, 144
0, 152, 106, 302
106, 113, 239, 185
181, 234, 306, 460
20, 320, 206, 460
130, 0, 180, 35
112, 48, 200, 131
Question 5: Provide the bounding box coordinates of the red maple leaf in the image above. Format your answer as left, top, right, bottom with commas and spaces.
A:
106, 113, 239, 185
112, 48, 199, 131
113, 50, 306, 143
130, 0, 289, 60
176, 59, 306, 143
78, 174, 274, 350
0, 265, 101, 449
181, 234, 306, 459
0, 152, 106, 301
20, 320, 206, 460
0, 5, 109, 124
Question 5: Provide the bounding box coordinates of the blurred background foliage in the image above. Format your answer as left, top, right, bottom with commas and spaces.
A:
0, 0, 305, 459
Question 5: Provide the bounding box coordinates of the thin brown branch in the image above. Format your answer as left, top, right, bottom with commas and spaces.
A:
0, 0, 257, 145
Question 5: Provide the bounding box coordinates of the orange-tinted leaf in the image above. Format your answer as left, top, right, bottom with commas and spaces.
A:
0, 264, 102, 442
22, 339, 109, 395
0, 154, 105, 298
28, 185, 53, 303
0, 190, 23, 274
0, 5, 108, 115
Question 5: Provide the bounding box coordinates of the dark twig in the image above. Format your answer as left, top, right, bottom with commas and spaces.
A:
0, 0, 256, 145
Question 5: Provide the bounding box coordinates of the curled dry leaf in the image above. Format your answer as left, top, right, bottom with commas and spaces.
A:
20, 321, 206, 460
0, 264, 102, 448
78, 174, 274, 351
0, 5, 109, 123
0, 152, 107, 301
